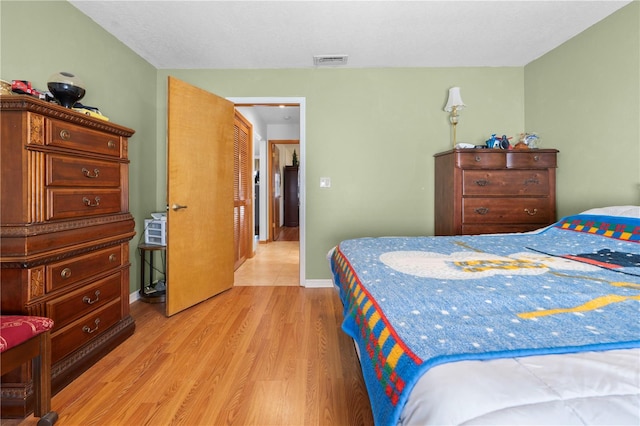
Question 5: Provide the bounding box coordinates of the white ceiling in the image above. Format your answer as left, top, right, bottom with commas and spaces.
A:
67, 0, 631, 128
237, 105, 301, 127
69, 0, 631, 70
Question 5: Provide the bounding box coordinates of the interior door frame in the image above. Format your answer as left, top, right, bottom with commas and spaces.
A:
269, 139, 299, 242
269, 143, 281, 243
228, 97, 306, 287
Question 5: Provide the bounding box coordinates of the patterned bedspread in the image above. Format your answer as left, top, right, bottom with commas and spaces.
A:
329, 214, 640, 426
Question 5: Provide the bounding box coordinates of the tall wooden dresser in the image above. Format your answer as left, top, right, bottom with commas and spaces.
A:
434, 148, 558, 236
0, 95, 136, 417
283, 165, 299, 227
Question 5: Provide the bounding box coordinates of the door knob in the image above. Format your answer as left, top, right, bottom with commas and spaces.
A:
172, 203, 188, 211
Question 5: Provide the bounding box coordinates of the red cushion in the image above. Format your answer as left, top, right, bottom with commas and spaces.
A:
0, 316, 54, 353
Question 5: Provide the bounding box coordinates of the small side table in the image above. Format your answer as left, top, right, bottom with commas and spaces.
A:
138, 244, 166, 304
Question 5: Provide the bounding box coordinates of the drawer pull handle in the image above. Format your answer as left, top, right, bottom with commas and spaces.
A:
109, 253, 117, 262
60, 268, 72, 279
83, 196, 101, 207
533, 155, 540, 161
474, 156, 481, 162
82, 290, 101, 305
475, 207, 489, 215
82, 318, 101, 334
475, 179, 489, 186
524, 178, 539, 185
60, 129, 71, 140
524, 208, 538, 216
82, 167, 100, 178
107, 140, 116, 149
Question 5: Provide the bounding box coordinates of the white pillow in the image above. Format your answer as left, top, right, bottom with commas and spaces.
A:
579, 206, 640, 218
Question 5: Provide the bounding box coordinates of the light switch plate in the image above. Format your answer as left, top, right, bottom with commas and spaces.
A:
320, 177, 331, 188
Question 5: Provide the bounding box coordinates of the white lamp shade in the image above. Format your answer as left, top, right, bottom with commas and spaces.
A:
444, 87, 465, 112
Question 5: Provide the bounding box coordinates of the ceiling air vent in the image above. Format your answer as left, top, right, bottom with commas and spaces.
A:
313, 54, 348, 66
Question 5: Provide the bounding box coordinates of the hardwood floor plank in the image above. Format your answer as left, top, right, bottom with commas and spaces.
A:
9, 287, 373, 425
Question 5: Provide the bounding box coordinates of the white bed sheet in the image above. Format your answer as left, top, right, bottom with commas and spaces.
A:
579, 206, 640, 218
399, 348, 640, 425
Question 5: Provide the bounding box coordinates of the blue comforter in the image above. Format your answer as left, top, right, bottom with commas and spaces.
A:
330, 214, 640, 426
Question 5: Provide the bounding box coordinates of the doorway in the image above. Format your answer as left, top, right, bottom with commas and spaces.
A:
270, 140, 299, 243
231, 97, 306, 287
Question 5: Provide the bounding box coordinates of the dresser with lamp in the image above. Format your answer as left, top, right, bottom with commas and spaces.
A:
434, 148, 558, 236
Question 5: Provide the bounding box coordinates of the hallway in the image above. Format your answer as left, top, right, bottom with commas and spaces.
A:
234, 234, 299, 286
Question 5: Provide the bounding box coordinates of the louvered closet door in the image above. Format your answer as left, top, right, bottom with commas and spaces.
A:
233, 111, 253, 270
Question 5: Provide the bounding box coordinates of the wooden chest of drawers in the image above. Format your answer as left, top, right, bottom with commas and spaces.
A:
434, 148, 558, 235
0, 95, 136, 417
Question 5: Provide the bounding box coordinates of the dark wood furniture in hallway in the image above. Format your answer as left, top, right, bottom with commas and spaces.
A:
283, 165, 299, 227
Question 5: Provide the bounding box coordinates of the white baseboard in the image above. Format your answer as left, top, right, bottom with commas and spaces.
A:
130, 290, 140, 304
304, 279, 333, 288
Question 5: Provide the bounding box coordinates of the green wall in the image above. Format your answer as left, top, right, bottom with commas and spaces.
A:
155, 68, 525, 280
1, 0, 158, 292
525, 1, 640, 215
2, 1, 639, 288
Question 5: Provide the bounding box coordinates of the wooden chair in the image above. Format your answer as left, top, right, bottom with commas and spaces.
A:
1, 316, 58, 425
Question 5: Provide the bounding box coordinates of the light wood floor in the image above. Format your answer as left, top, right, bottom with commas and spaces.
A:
234, 240, 300, 286
10, 242, 373, 425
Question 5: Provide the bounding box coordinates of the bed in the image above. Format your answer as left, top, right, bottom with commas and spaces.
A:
329, 206, 640, 425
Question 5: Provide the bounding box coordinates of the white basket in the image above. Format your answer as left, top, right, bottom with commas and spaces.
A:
144, 219, 166, 246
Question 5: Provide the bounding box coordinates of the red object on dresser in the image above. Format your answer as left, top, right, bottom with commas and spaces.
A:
1, 316, 58, 425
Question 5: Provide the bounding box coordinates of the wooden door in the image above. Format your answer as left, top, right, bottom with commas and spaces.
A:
166, 76, 234, 316
270, 144, 281, 241
233, 111, 253, 270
